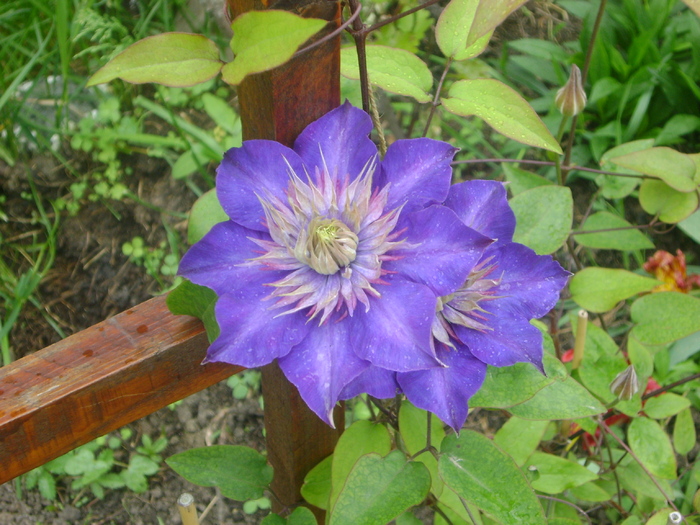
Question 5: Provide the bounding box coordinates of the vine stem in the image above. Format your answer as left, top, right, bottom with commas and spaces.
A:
451, 158, 649, 178
347, 0, 371, 113
597, 416, 683, 517
422, 56, 454, 137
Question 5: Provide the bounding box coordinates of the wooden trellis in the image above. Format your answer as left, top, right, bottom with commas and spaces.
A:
0, 0, 343, 517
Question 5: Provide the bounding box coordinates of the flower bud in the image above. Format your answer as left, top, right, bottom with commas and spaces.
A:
555, 64, 587, 117
610, 365, 639, 401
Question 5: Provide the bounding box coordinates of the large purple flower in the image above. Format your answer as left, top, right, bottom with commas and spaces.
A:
178, 102, 493, 425
341, 181, 571, 430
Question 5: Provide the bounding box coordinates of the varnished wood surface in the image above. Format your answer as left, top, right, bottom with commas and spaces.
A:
0, 295, 242, 485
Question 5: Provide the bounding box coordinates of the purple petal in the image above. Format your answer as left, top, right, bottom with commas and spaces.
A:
386, 206, 492, 296
376, 139, 457, 214
339, 365, 399, 400
351, 279, 441, 372
445, 181, 516, 246
216, 141, 305, 231
279, 320, 369, 426
491, 243, 571, 318
398, 346, 486, 431
204, 273, 311, 368
178, 221, 273, 296
293, 101, 377, 182
454, 302, 544, 370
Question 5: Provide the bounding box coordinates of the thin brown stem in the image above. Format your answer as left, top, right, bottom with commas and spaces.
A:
643, 373, 700, 400
451, 158, 648, 178
347, 0, 370, 112
292, 2, 362, 59
423, 57, 453, 137
598, 416, 681, 515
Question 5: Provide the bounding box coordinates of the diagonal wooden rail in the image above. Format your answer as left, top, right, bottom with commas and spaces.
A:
0, 295, 242, 485
0, 0, 342, 519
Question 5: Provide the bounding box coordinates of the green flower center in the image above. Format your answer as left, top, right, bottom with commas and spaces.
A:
295, 217, 359, 275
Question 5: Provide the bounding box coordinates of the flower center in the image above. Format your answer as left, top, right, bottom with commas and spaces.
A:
297, 217, 359, 275
432, 260, 502, 348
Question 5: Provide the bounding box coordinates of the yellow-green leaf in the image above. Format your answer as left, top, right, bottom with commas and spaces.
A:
569, 268, 661, 313
639, 179, 699, 223
609, 147, 698, 192
221, 11, 326, 85
341, 45, 432, 103
443, 79, 562, 153
87, 33, 223, 87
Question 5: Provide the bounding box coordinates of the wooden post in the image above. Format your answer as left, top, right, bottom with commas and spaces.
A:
227, 0, 344, 515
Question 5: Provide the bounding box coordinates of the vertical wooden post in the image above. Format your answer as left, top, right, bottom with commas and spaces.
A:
226, 0, 343, 517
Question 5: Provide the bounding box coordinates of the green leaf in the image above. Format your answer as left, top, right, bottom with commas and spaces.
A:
435, 0, 494, 60
627, 417, 677, 480
340, 45, 432, 103
525, 452, 597, 494
201, 93, 242, 137
574, 212, 653, 251
471, 352, 565, 408
187, 189, 229, 245
87, 33, 223, 87
221, 11, 326, 85
679, 208, 700, 244
509, 186, 573, 254
609, 147, 697, 192
597, 139, 653, 199
639, 179, 699, 223
443, 79, 562, 154
617, 459, 673, 500
569, 267, 660, 313
166, 279, 220, 342
493, 417, 549, 466
631, 292, 700, 345
438, 432, 546, 525
508, 377, 606, 420
399, 401, 445, 497
502, 164, 553, 196
166, 445, 273, 501
643, 393, 690, 419
288, 507, 317, 525
460, 0, 528, 49
628, 338, 654, 382
301, 455, 332, 510
673, 407, 696, 455
329, 451, 431, 525
568, 481, 614, 502
330, 420, 392, 512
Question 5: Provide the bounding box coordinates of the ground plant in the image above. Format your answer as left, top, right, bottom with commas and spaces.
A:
2, 0, 700, 524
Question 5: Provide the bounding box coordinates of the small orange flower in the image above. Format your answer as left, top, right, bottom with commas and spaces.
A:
643, 249, 700, 293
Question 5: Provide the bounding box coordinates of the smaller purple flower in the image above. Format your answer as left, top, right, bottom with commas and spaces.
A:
178, 103, 493, 425
342, 181, 571, 430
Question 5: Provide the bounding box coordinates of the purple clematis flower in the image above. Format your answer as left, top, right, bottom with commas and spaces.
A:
342, 181, 571, 430
178, 102, 494, 425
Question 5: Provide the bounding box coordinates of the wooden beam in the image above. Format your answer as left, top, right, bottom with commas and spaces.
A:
0, 295, 241, 485
228, 0, 344, 514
